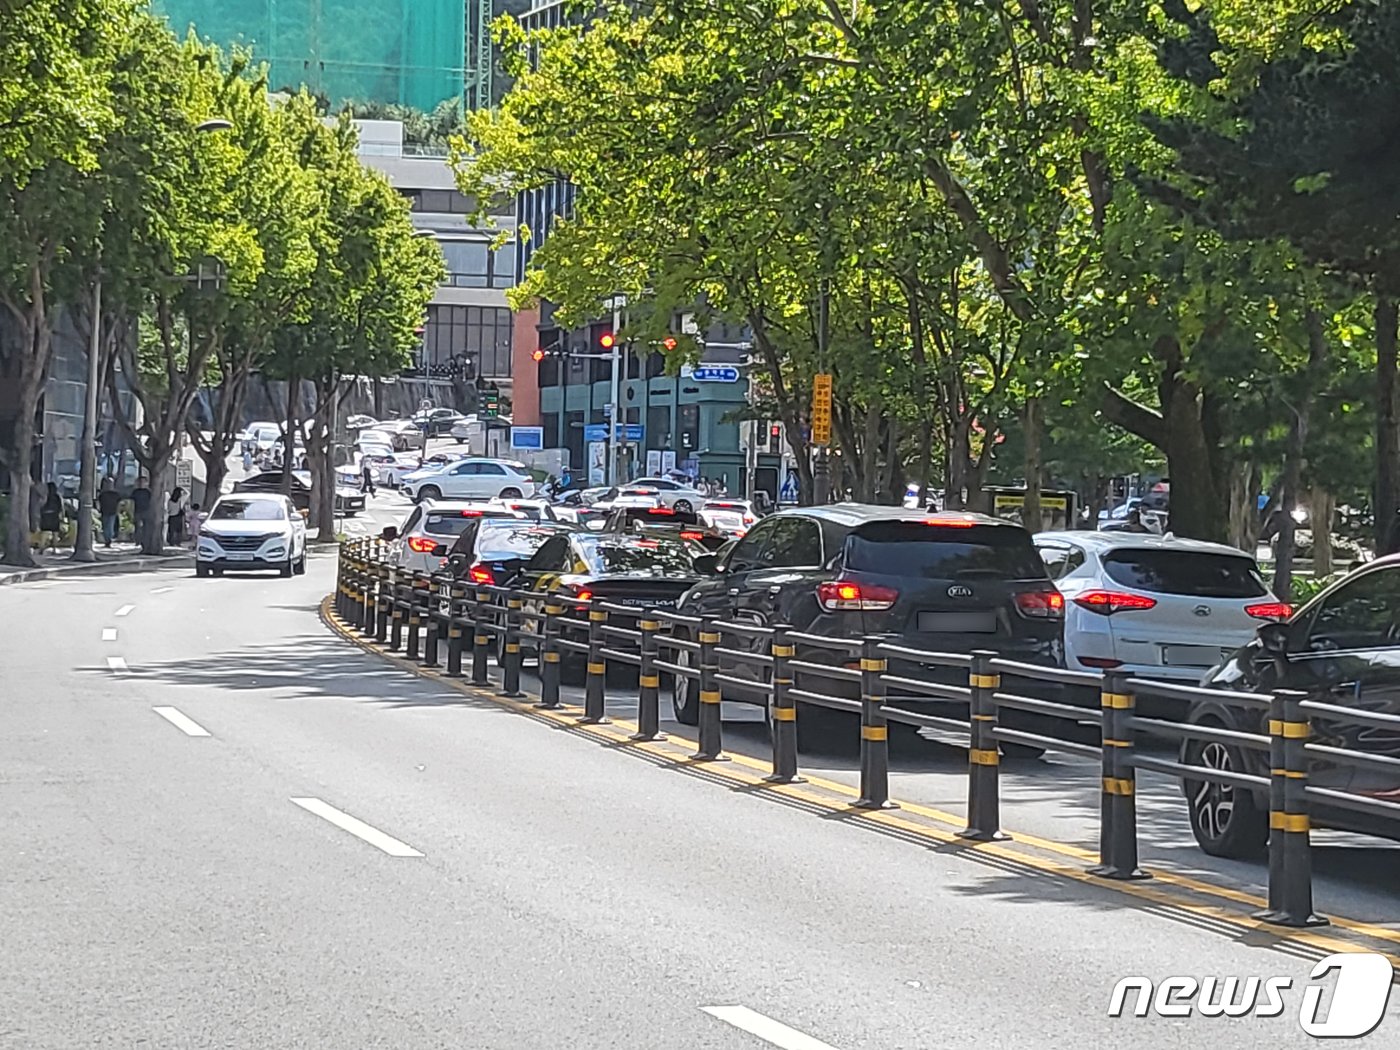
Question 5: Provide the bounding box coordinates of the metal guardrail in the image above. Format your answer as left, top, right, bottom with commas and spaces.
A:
335, 539, 1400, 930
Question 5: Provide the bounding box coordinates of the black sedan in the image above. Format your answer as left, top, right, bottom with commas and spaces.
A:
232, 470, 365, 515
412, 408, 466, 438
598, 504, 728, 552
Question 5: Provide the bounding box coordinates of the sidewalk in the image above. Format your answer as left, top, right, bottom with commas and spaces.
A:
0, 544, 194, 586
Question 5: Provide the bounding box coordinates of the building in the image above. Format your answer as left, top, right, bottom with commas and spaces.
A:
353, 120, 519, 395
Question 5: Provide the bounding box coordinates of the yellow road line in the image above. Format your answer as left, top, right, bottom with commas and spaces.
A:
319, 598, 1400, 957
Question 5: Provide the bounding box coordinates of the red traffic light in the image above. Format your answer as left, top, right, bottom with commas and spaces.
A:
599, 332, 616, 349
531, 348, 545, 362
662, 337, 677, 351
770, 424, 781, 437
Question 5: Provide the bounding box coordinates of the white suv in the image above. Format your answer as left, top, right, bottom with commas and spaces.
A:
406, 458, 537, 503
389, 501, 527, 574
197, 493, 307, 577
620, 477, 705, 514
1034, 531, 1288, 681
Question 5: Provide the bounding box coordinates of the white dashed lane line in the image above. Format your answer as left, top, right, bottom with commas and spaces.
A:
106, 656, 128, 673
115, 605, 134, 617
289, 798, 424, 858
700, 1007, 842, 1050
102, 628, 117, 642
152, 707, 210, 737
149, 586, 173, 595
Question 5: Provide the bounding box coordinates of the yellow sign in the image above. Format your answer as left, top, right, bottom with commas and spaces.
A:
811, 373, 833, 445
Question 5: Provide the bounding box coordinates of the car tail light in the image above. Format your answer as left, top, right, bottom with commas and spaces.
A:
468, 565, 494, 585
460, 509, 483, 517
406, 535, 437, 553
923, 518, 975, 527
1245, 601, 1292, 621
1077, 656, 1124, 669
743, 515, 755, 525
1014, 589, 1065, 619
816, 579, 899, 612
649, 507, 675, 515
681, 530, 705, 541
1073, 590, 1157, 615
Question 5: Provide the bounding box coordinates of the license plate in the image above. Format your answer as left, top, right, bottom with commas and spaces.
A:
226, 553, 256, 561
918, 610, 996, 633
613, 597, 675, 608
1162, 644, 1225, 666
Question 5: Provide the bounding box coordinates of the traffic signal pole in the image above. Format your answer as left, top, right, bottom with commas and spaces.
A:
813, 278, 831, 505
607, 298, 622, 486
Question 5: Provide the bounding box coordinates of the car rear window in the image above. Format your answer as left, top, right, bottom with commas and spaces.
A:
423, 510, 515, 536
625, 507, 698, 526
582, 539, 696, 576
476, 523, 568, 561
1101, 549, 1267, 598
846, 521, 1046, 580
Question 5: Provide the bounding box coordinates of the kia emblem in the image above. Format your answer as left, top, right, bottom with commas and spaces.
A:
1193, 604, 1211, 617
947, 584, 974, 599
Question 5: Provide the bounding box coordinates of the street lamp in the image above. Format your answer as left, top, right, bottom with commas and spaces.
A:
195, 119, 234, 133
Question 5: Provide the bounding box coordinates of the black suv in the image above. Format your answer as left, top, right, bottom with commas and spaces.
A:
672, 505, 1064, 731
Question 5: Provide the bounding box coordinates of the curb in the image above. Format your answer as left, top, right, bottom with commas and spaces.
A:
0, 553, 195, 587
316, 594, 1400, 967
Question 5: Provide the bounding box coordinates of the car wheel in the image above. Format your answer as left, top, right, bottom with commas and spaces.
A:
674, 499, 693, 514
1183, 732, 1268, 859
455, 437, 464, 444
417, 485, 441, 502
671, 647, 700, 725
500, 487, 522, 499
195, 564, 209, 578
280, 557, 294, 578
293, 551, 306, 576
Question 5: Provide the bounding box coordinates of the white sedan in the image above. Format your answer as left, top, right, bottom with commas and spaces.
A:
1034, 531, 1289, 681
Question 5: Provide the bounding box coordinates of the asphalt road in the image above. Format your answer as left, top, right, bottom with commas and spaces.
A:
5, 552, 1397, 1048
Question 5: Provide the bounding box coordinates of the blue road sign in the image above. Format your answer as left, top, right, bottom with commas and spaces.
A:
510, 426, 544, 450
583, 424, 608, 443
584, 423, 646, 443
692, 364, 740, 383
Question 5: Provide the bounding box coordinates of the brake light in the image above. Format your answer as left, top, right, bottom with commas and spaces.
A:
572, 587, 593, 603
743, 515, 755, 525
923, 518, 975, 527
468, 565, 494, 584
816, 579, 899, 611
649, 507, 675, 515
1014, 589, 1065, 619
1245, 601, 1292, 621
460, 509, 483, 517
1073, 590, 1157, 615
1078, 656, 1124, 669
680, 530, 705, 541
407, 535, 437, 553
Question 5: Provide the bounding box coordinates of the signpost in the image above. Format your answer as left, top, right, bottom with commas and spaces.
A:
510, 426, 544, 451
584, 423, 644, 443
692, 364, 741, 383
811, 373, 833, 446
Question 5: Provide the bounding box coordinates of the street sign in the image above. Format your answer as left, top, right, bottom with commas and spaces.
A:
584, 423, 608, 443
811, 373, 833, 446
584, 423, 645, 443
510, 426, 544, 450
692, 364, 740, 383
603, 403, 614, 420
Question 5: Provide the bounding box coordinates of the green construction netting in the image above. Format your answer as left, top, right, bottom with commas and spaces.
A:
153, 0, 467, 111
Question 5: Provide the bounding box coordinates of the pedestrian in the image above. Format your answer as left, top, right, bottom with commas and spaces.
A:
130, 476, 152, 544
166, 486, 186, 546
97, 477, 121, 548
361, 462, 376, 497
1122, 508, 1151, 534
242, 445, 254, 474
39, 482, 64, 554
185, 501, 205, 545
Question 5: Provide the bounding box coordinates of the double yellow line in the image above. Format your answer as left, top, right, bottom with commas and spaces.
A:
320, 597, 1400, 967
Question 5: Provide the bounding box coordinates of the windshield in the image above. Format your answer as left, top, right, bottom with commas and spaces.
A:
1102, 549, 1267, 598
476, 523, 569, 561
846, 521, 1047, 580
210, 498, 285, 521
580, 538, 696, 576
424, 510, 518, 536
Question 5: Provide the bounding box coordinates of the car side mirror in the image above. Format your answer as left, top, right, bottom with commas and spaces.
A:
448, 553, 468, 571
585, 519, 606, 531
1257, 620, 1298, 656
692, 552, 720, 575
380, 525, 399, 542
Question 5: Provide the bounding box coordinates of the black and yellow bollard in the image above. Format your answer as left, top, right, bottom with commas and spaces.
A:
1256, 690, 1328, 927
362, 560, 379, 636
471, 586, 491, 685
691, 624, 726, 760
632, 614, 665, 741
581, 604, 609, 724
422, 576, 444, 668
1088, 670, 1149, 880
405, 573, 427, 660
388, 570, 405, 651
374, 563, 391, 643
856, 638, 897, 809
765, 625, 802, 784
501, 595, 525, 698
959, 650, 1006, 840
536, 603, 564, 710
445, 583, 466, 677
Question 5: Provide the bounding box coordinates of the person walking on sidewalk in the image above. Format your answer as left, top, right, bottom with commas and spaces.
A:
39, 482, 64, 554
130, 477, 152, 544
361, 462, 376, 498
166, 486, 187, 546
185, 502, 206, 546
97, 477, 121, 548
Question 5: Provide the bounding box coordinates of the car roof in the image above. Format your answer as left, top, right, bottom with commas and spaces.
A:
1035, 530, 1254, 558
784, 503, 1015, 529
420, 499, 523, 513
216, 491, 286, 504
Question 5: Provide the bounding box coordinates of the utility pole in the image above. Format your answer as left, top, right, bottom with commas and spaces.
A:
73, 270, 101, 562
812, 278, 831, 505
606, 297, 622, 487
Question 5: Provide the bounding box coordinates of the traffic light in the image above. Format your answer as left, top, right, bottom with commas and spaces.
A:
769, 423, 782, 452
662, 337, 677, 351
599, 332, 616, 350
483, 385, 501, 419
531, 348, 545, 362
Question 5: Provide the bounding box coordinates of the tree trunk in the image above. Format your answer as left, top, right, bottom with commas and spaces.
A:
917, 416, 934, 506
1274, 306, 1328, 600
1022, 396, 1042, 532
1376, 295, 1399, 553
1226, 460, 1260, 553
281, 373, 299, 496
1311, 486, 1335, 577
861, 398, 882, 502
879, 418, 901, 504
945, 417, 972, 510
1, 298, 55, 568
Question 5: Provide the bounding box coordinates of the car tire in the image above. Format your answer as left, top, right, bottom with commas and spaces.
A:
1183, 729, 1268, 859
500, 487, 522, 499
674, 499, 693, 514
417, 485, 441, 502
280, 557, 294, 578
671, 647, 700, 724
293, 551, 306, 576
455, 437, 464, 444
195, 564, 209, 578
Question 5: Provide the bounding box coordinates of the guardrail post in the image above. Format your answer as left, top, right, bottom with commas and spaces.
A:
445, 583, 466, 677
691, 621, 726, 760
1256, 690, 1328, 927
1089, 670, 1149, 880
960, 650, 1005, 841
535, 603, 564, 710
501, 594, 525, 698
765, 625, 802, 784
362, 558, 378, 636
406, 573, 425, 660
335, 544, 347, 618
422, 575, 443, 668
375, 563, 391, 642
856, 637, 896, 809
388, 569, 405, 651
581, 604, 609, 724
633, 612, 665, 741
471, 585, 491, 685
